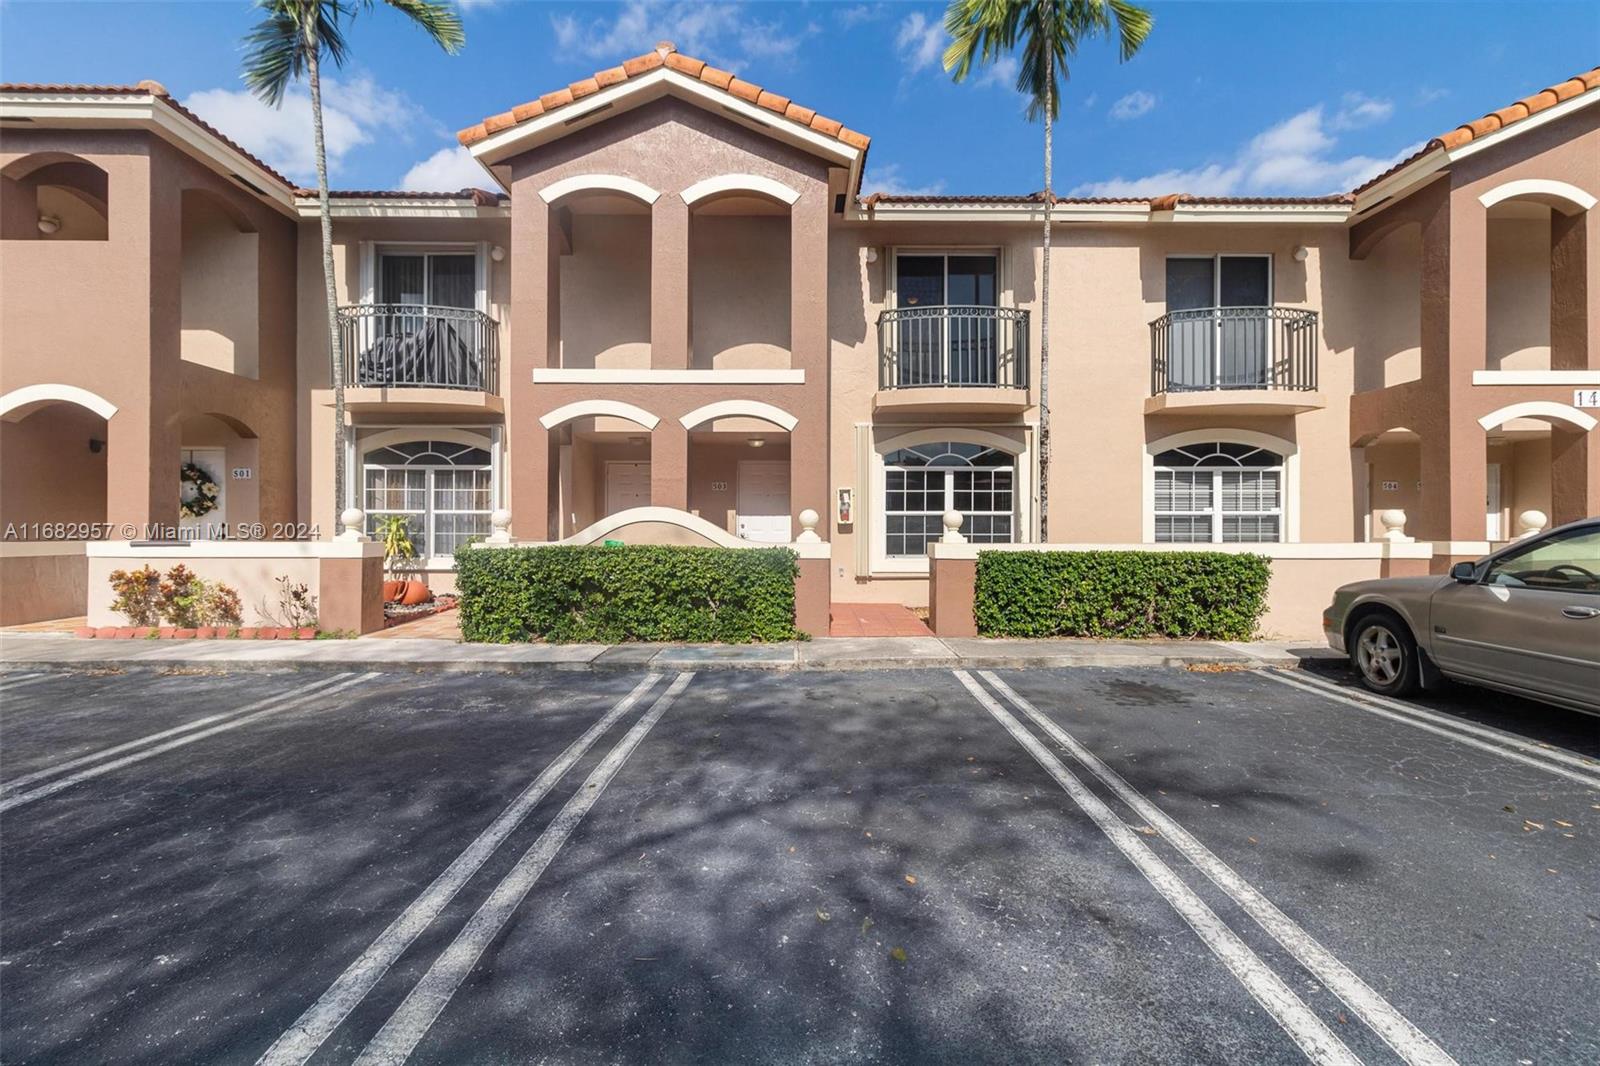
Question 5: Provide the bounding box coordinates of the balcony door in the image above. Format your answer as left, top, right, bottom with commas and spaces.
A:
1165, 255, 1271, 390
379, 252, 476, 310
894, 253, 998, 386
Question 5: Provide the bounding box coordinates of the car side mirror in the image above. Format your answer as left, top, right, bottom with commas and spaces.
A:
1450, 561, 1477, 584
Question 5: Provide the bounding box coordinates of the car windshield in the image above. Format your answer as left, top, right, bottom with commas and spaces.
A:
1482, 526, 1600, 594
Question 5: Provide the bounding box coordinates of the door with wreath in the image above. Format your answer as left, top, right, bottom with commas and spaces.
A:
179, 448, 227, 539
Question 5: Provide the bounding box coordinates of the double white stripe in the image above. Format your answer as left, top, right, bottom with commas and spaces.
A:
0, 672, 376, 813
259, 672, 691, 1066
1261, 669, 1600, 789
960, 669, 1458, 1066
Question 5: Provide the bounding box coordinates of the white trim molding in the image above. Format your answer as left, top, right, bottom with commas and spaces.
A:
1142, 429, 1301, 543
680, 400, 798, 432
86, 539, 382, 560
1477, 178, 1597, 214
539, 173, 660, 205
531, 368, 804, 385
928, 540, 1434, 562
1472, 370, 1600, 386
518, 506, 831, 558
680, 173, 800, 206
1477, 401, 1598, 433
357, 427, 494, 454
0, 383, 119, 422
538, 399, 660, 430
540, 172, 659, 204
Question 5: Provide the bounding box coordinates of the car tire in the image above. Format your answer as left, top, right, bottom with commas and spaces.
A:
1350, 613, 1420, 697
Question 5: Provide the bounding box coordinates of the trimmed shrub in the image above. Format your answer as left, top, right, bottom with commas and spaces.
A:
973, 550, 1271, 640
455, 544, 799, 644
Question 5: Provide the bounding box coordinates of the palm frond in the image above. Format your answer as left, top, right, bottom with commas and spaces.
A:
241, 0, 354, 105
380, 0, 465, 53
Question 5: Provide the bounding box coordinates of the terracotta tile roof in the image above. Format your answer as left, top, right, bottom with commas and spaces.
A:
861, 191, 1349, 209
1353, 66, 1600, 194
292, 187, 507, 205
1, 79, 296, 190
457, 41, 869, 155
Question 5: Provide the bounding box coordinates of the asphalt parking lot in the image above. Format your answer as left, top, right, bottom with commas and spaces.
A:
1, 663, 1596, 1065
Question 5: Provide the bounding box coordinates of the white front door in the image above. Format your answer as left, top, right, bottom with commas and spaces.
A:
179, 447, 227, 539
736, 461, 791, 543
605, 462, 652, 516
1486, 463, 1502, 541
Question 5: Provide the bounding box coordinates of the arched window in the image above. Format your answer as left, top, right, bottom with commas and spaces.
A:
363, 440, 492, 556
1153, 441, 1283, 543
883, 441, 1014, 556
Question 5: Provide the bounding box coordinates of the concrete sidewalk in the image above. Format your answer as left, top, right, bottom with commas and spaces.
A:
0, 632, 1338, 673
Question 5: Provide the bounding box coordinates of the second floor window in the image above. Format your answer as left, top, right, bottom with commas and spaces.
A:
893, 253, 1000, 386
1165, 255, 1272, 390
380, 251, 475, 309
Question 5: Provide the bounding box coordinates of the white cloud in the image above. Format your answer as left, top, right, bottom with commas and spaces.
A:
974, 55, 1019, 91
551, 1, 810, 70
1071, 103, 1420, 198
1331, 91, 1393, 130
865, 162, 946, 198
399, 145, 490, 192
837, 4, 885, 29
1416, 86, 1449, 106
1109, 90, 1156, 120
183, 75, 431, 184
896, 11, 945, 74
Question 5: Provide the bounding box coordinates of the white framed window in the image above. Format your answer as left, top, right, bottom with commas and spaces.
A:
363, 439, 492, 557
1153, 441, 1283, 543
883, 441, 1015, 557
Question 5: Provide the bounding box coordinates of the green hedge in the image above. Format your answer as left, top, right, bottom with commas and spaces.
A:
973, 550, 1271, 640
455, 544, 799, 643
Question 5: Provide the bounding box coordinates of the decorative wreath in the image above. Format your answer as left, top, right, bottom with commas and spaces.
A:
180, 461, 221, 519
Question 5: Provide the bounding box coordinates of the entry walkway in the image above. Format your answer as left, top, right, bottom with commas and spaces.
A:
829, 602, 932, 637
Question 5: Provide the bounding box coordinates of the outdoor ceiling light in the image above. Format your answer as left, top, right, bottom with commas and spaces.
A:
747, 437, 766, 448
37, 214, 60, 235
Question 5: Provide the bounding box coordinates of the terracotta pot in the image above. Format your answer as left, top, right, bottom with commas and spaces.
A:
398, 580, 433, 606
383, 580, 405, 603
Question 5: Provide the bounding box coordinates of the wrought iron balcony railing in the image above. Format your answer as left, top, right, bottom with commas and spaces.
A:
1150, 306, 1318, 394
337, 304, 499, 393
876, 305, 1030, 390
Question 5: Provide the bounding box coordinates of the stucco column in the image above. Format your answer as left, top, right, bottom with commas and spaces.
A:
651, 194, 690, 369
508, 424, 552, 542
651, 419, 688, 510
1550, 424, 1598, 527
106, 413, 177, 533
514, 200, 560, 371
1550, 208, 1590, 371
787, 189, 830, 534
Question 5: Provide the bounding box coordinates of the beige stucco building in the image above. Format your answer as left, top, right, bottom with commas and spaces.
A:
3, 50, 1598, 632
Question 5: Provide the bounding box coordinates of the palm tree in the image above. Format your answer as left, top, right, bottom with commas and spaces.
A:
944, 0, 1152, 539
242, 0, 464, 530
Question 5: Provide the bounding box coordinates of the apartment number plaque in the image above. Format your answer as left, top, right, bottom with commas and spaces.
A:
1575, 388, 1600, 409
232, 468, 252, 480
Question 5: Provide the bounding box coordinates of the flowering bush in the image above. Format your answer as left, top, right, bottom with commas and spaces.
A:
108, 565, 162, 626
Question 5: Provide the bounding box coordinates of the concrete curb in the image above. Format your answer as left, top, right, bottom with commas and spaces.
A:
1, 633, 1337, 675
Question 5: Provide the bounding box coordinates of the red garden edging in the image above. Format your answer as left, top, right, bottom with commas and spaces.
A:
75, 626, 319, 640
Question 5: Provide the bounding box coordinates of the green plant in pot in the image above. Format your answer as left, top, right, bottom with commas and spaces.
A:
375, 514, 430, 606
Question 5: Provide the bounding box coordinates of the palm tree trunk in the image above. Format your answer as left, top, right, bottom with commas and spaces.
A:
308, 43, 348, 532
1037, 54, 1053, 542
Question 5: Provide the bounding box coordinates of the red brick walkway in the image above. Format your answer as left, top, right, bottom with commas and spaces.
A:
828, 602, 933, 637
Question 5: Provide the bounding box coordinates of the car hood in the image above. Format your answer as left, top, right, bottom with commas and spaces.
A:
1338, 575, 1448, 601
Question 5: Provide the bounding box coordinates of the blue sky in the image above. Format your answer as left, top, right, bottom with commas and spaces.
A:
1, 1, 1595, 196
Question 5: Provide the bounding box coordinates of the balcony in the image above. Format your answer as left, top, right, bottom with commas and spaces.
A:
875, 305, 1030, 414
336, 304, 500, 410
1147, 306, 1325, 415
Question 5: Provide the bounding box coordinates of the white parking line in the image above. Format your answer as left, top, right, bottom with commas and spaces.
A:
255, 672, 666, 1066
1, 674, 353, 796
353, 672, 695, 1066
955, 671, 1360, 1066
0, 673, 378, 813
1261, 670, 1600, 790
0, 672, 50, 692
976, 670, 1459, 1066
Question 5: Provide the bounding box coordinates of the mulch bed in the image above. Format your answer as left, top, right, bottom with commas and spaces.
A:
383, 594, 459, 628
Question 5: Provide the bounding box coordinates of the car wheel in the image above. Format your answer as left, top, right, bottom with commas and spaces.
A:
1351, 614, 1419, 697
